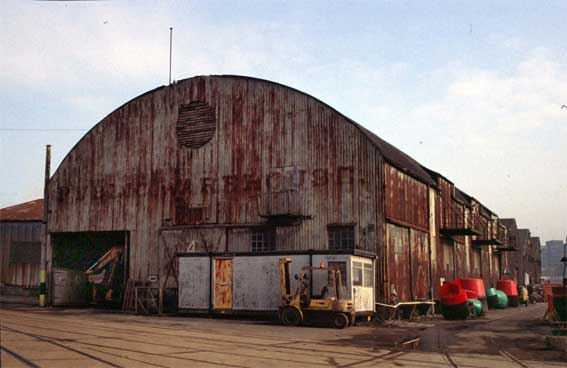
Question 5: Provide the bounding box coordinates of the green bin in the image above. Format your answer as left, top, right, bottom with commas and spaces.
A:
495, 290, 508, 309
467, 298, 483, 317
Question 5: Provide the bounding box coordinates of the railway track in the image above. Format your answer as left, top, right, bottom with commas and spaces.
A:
499, 350, 532, 368
1, 325, 124, 368
443, 350, 532, 368
1, 345, 41, 368
0, 308, 552, 368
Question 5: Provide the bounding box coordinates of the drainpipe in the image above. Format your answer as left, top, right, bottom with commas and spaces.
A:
208, 254, 213, 314
309, 251, 313, 298
40, 145, 51, 307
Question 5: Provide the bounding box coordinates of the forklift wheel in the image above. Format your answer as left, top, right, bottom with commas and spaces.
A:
333, 313, 349, 329
281, 307, 302, 326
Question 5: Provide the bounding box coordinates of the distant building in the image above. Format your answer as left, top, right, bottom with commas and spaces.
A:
542, 240, 566, 283
0, 199, 44, 297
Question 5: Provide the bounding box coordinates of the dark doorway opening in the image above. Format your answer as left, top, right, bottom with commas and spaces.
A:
51, 231, 129, 308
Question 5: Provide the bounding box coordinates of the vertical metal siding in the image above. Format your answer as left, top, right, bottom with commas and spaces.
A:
384, 164, 429, 231
47, 76, 384, 285
385, 223, 410, 302
0, 222, 43, 288
410, 229, 430, 299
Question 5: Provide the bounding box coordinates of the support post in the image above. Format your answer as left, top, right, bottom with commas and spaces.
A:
40, 145, 51, 307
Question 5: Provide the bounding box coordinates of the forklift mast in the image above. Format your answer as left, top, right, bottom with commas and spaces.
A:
279, 258, 292, 301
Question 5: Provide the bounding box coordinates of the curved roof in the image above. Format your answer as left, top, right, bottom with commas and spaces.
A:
220, 75, 435, 186
51, 75, 435, 186
0, 199, 43, 222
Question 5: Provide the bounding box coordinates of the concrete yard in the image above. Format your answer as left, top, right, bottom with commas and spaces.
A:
0, 303, 564, 368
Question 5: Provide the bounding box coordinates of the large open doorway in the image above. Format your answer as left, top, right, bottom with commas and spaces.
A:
51, 231, 129, 308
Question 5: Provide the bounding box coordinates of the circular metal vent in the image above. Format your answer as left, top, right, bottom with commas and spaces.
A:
176, 101, 216, 148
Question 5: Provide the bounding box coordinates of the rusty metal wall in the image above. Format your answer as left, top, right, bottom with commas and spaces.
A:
454, 241, 468, 279
480, 248, 491, 288
469, 248, 482, 279
491, 252, 501, 287
515, 229, 531, 285
441, 238, 456, 282
410, 228, 430, 300
47, 76, 385, 285
384, 223, 430, 302
434, 177, 459, 291
384, 164, 429, 231
0, 221, 43, 288
429, 187, 441, 299
385, 223, 410, 303
528, 237, 541, 283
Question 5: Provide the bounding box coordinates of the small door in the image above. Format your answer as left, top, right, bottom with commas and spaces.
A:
214, 258, 233, 309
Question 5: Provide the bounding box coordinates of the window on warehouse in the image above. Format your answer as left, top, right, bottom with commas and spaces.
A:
328, 225, 355, 250
250, 228, 276, 252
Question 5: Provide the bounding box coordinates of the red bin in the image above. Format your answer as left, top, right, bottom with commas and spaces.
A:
440, 282, 467, 306
497, 280, 518, 296
460, 278, 486, 297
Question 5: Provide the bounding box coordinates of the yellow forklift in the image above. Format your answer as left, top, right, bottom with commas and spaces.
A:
278, 258, 356, 328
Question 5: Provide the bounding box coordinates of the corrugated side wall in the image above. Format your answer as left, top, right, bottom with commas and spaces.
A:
383, 164, 431, 303
0, 222, 43, 288
384, 164, 429, 232
384, 223, 430, 302
47, 76, 385, 285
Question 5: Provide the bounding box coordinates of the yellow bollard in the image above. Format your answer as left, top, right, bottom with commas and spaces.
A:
39, 270, 46, 307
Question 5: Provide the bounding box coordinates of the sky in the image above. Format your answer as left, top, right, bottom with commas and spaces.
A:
0, 1, 565, 242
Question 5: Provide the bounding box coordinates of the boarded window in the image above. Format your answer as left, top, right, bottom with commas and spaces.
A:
175, 203, 204, 225
9, 241, 41, 265
250, 229, 275, 252
328, 226, 355, 250
176, 101, 216, 148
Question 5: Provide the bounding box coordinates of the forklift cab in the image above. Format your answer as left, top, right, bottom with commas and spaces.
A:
279, 258, 355, 328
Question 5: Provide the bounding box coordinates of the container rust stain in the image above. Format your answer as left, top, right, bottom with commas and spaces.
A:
214, 258, 233, 309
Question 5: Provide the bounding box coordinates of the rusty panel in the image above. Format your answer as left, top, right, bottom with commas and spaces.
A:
0, 222, 43, 288
0, 199, 43, 221
385, 223, 410, 302
410, 229, 430, 299
491, 252, 501, 287
176, 101, 216, 148
480, 248, 491, 288
470, 248, 482, 279
5, 263, 41, 288
47, 76, 387, 283
515, 229, 531, 284
431, 188, 444, 299
214, 258, 233, 309
441, 238, 455, 282
384, 164, 429, 231
454, 241, 467, 279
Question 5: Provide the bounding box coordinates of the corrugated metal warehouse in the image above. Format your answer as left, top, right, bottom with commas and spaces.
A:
33, 75, 541, 314
0, 199, 44, 296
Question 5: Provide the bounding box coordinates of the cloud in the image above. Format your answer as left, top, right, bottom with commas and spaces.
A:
0, 2, 565, 239
402, 49, 567, 238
